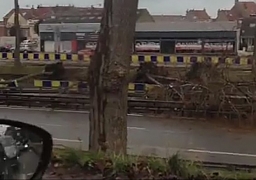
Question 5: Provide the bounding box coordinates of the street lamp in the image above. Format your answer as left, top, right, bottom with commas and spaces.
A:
14, 0, 21, 65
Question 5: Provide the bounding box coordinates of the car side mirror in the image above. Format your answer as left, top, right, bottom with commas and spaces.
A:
0, 119, 53, 180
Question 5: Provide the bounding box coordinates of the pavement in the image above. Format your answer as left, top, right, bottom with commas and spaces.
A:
0, 107, 254, 165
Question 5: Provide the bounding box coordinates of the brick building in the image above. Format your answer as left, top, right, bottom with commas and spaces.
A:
216, 0, 256, 21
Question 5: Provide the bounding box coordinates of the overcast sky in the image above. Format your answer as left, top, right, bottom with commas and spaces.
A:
0, 0, 250, 18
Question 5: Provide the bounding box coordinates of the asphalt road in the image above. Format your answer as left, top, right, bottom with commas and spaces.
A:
0, 107, 255, 165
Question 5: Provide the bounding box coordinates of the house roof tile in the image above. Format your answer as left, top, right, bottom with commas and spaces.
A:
217, 9, 238, 21
186, 9, 211, 21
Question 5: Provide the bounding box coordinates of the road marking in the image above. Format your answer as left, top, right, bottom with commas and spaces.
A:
40, 123, 184, 134
38, 123, 63, 127
128, 127, 146, 130
53, 138, 82, 143
128, 113, 143, 117
0, 106, 144, 117
188, 149, 256, 158
51, 140, 256, 159
42, 123, 146, 130
0, 106, 88, 114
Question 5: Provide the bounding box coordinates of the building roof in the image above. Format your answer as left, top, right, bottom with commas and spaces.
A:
41, 16, 102, 24
228, 1, 256, 19
237, 1, 256, 15
185, 9, 211, 21
3, 5, 153, 24
152, 15, 186, 22
41, 7, 151, 24
3, 7, 53, 20
135, 21, 237, 32
216, 9, 238, 21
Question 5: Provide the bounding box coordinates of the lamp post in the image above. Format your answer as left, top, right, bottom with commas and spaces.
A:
14, 0, 21, 66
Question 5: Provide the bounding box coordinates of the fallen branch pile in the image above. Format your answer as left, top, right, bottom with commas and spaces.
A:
138, 62, 256, 124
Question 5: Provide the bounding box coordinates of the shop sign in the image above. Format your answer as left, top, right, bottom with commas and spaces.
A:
135, 41, 160, 52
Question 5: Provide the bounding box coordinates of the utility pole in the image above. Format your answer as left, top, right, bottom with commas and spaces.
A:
253, 26, 256, 76
14, 0, 21, 66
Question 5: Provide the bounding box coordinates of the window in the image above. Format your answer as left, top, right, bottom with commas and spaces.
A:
249, 23, 256, 27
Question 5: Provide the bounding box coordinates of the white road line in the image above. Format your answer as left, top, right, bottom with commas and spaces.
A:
128, 127, 146, 130
128, 113, 143, 117
39, 123, 185, 134
53, 138, 82, 143
0, 106, 144, 117
188, 149, 256, 158
51, 139, 256, 158
0, 106, 88, 114
42, 123, 146, 130
38, 123, 63, 127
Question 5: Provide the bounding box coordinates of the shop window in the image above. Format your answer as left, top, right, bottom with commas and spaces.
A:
161, 41, 175, 54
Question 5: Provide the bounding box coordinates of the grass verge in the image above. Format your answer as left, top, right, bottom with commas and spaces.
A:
0, 65, 44, 75
49, 148, 256, 180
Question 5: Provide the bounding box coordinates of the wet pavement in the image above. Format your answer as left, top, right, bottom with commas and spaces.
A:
0, 107, 254, 165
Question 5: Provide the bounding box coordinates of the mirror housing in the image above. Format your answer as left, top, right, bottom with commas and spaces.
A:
0, 119, 53, 180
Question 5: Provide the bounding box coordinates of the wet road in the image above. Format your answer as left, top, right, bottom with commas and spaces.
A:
0, 107, 255, 165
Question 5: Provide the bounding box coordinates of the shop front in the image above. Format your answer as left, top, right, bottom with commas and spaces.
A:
134, 31, 237, 55
39, 23, 99, 53
39, 22, 237, 55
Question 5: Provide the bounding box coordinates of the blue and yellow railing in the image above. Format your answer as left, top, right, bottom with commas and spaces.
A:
132, 55, 252, 65
33, 80, 156, 93
0, 52, 252, 65
0, 52, 90, 61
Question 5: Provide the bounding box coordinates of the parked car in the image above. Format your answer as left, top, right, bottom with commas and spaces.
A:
0, 46, 11, 52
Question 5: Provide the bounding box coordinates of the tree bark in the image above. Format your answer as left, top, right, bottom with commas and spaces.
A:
88, 0, 138, 154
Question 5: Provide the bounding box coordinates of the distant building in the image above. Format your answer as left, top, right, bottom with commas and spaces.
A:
152, 9, 211, 22
239, 17, 256, 52
2, 5, 154, 39
216, 0, 256, 21
135, 21, 237, 54
39, 21, 238, 54
0, 21, 4, 37
185, 9, 211, 22
38, 7, 154, 53
2, 6, 53, 38
215, 10, 238, 21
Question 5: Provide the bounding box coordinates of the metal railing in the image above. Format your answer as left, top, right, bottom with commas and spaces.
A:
0, 93, 252, 119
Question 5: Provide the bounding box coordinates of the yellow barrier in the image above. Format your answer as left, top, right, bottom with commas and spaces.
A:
132, 55, 251, 65
0, 52, 252, 65
0, 52, 90, 61
34, 80, 156, 93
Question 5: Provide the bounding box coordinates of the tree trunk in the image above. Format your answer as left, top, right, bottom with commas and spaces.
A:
14, 0, 21, 66
88, 0, 138, 154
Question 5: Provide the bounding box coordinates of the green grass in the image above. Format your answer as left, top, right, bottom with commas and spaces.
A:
0, 65, 44, 75
52, 148, 256, 179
